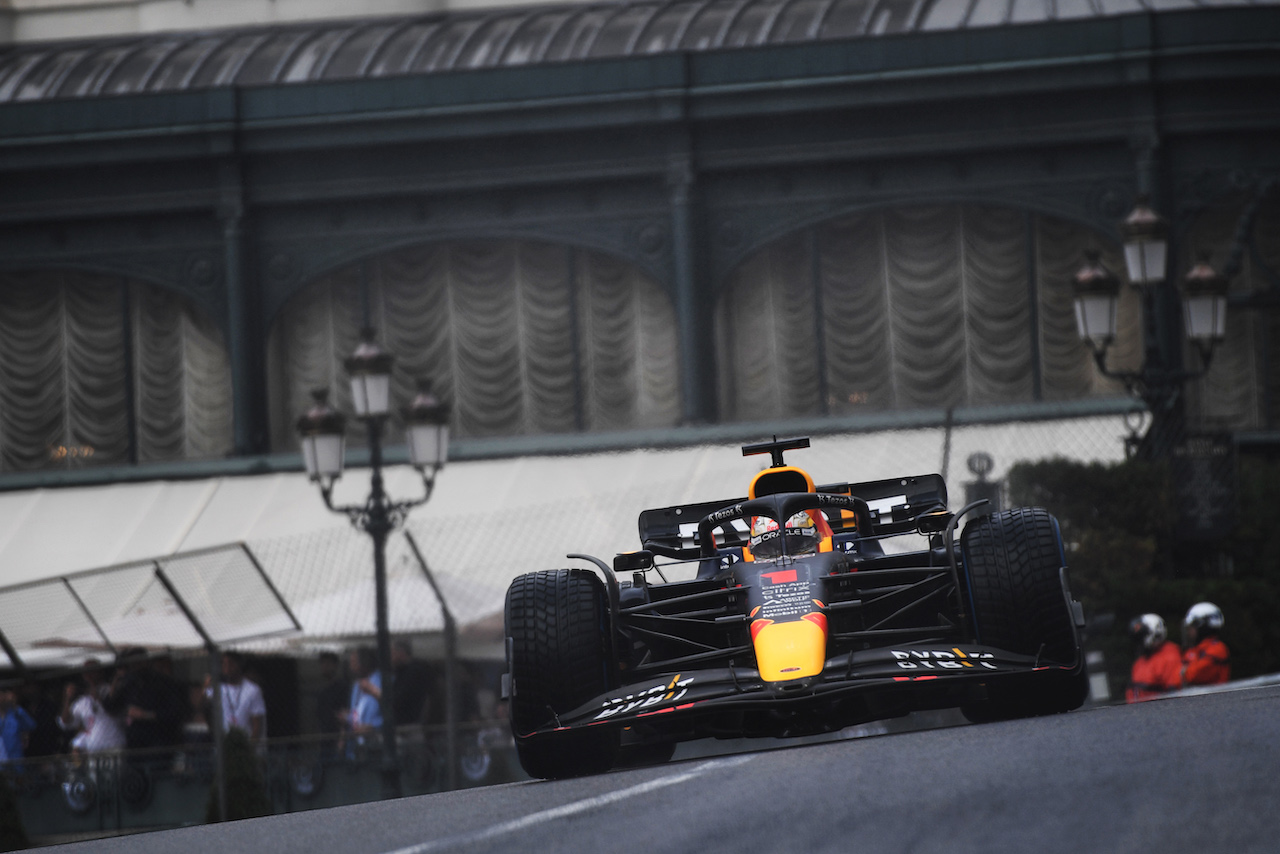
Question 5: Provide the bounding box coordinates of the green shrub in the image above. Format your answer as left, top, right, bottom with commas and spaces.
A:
1007, 454, 1280, 681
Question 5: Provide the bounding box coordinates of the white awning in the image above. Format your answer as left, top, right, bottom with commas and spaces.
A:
0, 416, 1130, 661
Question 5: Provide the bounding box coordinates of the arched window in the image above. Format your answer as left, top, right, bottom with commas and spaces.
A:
716, 205, 1141, 421
0, 270, 232, 471
267, 240, 681, 449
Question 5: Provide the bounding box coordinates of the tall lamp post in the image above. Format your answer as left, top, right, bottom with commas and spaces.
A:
1070, 196, 1230, 459
296, 328, 450, 799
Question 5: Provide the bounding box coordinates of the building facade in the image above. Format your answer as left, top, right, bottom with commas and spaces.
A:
0, 0, 1278, 483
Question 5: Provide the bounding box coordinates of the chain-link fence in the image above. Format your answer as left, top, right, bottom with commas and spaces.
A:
1, 411, 1142, 665
0, 408, 1184, 842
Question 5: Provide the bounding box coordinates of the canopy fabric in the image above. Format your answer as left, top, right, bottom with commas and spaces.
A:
0, 416, 1131, 661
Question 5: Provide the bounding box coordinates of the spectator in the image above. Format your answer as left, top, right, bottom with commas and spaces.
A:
152, 655, 191, 747
1182, 602, 1230, 686
391, 640, 432, 727
18, 682, 64, 760
204, 652, 267, 744
81, 658, 113, 703
182, 684, 212, 750
0, 688, 36, 769
315, 651, 347, 742
1125, 614, 1182, 702
103, 647, 187, 751
342, 648, 382, 757
58, 667, 126, 756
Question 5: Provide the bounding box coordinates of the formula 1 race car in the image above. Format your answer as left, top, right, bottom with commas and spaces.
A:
502, 437, 1088, 779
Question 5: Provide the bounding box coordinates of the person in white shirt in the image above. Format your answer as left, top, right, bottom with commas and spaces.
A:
58, 662, 126, 756
204, 652, 267, 743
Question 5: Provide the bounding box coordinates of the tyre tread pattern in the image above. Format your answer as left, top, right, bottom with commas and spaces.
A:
504, 568, 618, 778
962, 507, 1074, 663
960, 507, 1087, 720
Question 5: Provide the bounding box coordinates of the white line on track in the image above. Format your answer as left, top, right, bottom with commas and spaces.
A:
383, 754, 756, 854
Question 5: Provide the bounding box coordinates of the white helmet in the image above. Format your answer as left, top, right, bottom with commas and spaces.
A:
1183, 602, 1225, 633
1129, 613, 1167, 652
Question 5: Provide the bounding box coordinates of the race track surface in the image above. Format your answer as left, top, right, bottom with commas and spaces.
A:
49, 683, 1279, 854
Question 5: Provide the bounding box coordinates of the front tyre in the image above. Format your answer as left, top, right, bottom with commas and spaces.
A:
505, 568, 620, 778
960, 508, 1088, 722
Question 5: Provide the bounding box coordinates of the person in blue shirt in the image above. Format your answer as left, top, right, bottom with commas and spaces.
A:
0, 687, 37, 769
340, 648, 382, 759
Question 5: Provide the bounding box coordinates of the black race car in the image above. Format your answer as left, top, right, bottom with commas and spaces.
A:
502, 437, 1088, 779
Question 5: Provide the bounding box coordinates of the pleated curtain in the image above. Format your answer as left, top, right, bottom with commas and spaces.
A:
716, 205, 1146, 421
267, 240, 682, 450
0, 271, 232, 471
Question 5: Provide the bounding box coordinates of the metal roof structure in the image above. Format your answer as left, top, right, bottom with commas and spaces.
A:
1, 0, 1271, 103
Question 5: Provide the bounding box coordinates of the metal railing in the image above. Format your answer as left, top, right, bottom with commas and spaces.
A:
2, 720, 521, 844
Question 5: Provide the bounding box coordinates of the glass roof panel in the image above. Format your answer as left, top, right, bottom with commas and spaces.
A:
725, 0, 789, 47
868, 0, 924, 32
0, 52, 45, 103
1009, 0, 1051, 22
98, 39, 184, 94
12, 49, 86, 101
411, 19, 484, 71
367, 22, 440, 75
967, 0, 1011, 26
324, 24, 397, 79
680, 0, 748, 50
0, 0, 1268, 104
588, 3, 661, 57
772, 0, 834, 41
282, 29, 354, 82
1096, 0, 1144, 12
500, 10, 575, 64
455, 16, 524, 68
234, 31, 310, 85
637, 1, 705, 53
923, 0, 972, 28
543, 8, 613, 61
820, 0, 875, 36
187, 34, 268, 88
148, 37, 224, 91
1056, 0, 1098, 18
54, 45, 131, 98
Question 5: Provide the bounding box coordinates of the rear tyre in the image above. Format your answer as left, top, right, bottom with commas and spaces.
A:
505, 568, 620, 779
960, 508, 1088, 722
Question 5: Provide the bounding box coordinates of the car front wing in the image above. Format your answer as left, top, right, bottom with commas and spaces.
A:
515, 642, 1080, 738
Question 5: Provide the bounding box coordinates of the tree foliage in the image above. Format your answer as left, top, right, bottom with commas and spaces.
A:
1006, 455, 1280, 682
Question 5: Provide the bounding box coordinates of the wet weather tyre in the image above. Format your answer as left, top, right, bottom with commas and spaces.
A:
960, 508, 1088, 722
505, 568, 620, 779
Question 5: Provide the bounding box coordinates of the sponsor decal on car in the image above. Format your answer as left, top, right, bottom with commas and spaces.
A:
891, 648, 998, 670
593, 674, 695, 720
759, 578, 816, 620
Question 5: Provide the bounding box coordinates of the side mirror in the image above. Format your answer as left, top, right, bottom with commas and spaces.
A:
614, 550, 655, 572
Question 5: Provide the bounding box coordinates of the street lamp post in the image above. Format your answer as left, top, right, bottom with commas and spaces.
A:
296, 329, 450, 799
1070, 196, 1230, 459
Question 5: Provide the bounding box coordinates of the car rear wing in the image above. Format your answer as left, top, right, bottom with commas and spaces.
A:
637, 473, 949, 559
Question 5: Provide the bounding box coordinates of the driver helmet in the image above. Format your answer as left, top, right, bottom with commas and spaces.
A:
1183, 602, 1224, 643
1128, 613, 1167, 653
749, 511, 820, 559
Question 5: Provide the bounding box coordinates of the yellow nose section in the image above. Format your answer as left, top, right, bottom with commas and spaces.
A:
752, 618, 826, 682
